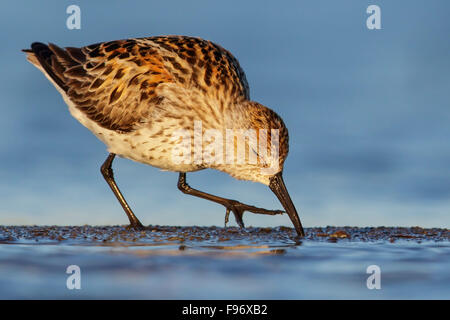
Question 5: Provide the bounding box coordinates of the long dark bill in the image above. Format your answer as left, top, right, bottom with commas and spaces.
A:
269, 172, 305, 237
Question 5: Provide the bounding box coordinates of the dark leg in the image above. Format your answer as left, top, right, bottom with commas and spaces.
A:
177, 172, 283, 228
101, 153, 145, 230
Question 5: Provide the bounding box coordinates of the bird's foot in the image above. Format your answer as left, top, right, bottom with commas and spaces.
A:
223, 200, 284, 229
125, 222, 147, 231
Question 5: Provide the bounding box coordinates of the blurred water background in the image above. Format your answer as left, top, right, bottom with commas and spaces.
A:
0, 0, 449, 229
0, 226, 449, 299
3, 241, 450, 299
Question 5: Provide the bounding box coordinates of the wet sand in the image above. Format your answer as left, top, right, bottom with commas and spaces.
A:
0, 225, 449, 299
1, 225, 448, 245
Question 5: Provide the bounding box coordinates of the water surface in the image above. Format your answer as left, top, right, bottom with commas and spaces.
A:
1, 226, 448, 299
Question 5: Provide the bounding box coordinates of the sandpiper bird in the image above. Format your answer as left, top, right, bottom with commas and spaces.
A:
23, 36, 305, 236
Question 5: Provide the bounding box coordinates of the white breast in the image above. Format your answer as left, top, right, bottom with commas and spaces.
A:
64, 95, 200, 173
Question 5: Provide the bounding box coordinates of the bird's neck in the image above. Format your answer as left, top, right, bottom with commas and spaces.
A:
224, 100, 264, 130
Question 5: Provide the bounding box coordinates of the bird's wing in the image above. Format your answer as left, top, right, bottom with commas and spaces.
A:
24, 36, 250, 132
24, 40, 175, 132
141, 36, 250, 101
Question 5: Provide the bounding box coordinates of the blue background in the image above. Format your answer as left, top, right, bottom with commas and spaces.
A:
1, 0, 449, 228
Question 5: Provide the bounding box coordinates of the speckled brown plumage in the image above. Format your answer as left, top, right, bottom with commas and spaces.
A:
23, 35, 304, 236
26, 36, 249, 133
24, 36, 290, 179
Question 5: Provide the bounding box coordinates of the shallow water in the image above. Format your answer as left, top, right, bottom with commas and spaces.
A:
0, 226, 449, 299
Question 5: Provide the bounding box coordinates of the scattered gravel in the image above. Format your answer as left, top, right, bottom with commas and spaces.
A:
0, 225, 448, 245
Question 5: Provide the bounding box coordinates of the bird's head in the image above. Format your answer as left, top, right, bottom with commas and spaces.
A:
218, 101, 304, 236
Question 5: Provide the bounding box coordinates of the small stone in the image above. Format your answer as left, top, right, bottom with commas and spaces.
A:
329, 230, 351, 239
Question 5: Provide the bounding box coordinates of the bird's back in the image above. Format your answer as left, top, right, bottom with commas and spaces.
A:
24, 36, 250, 133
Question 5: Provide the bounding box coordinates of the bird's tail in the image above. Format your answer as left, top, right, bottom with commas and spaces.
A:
22, 42, 85, 93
